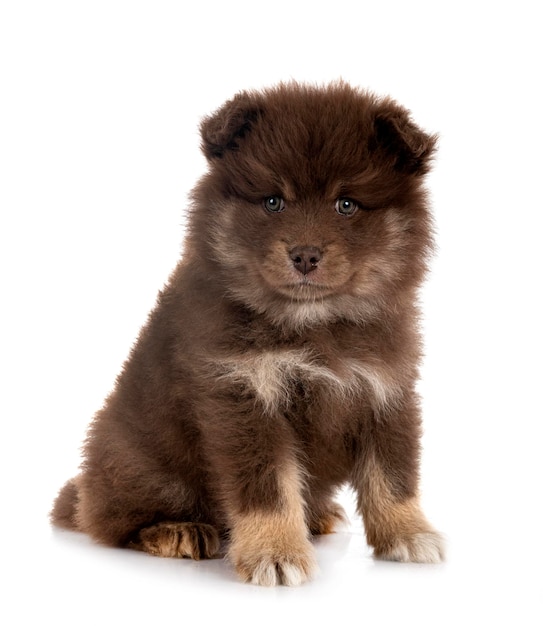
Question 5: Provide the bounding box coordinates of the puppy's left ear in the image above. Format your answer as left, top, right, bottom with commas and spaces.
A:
200, 92, 262, 160
373, 105, 437, 175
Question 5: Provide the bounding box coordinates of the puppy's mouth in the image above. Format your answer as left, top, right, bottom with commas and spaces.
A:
270, 273, 338, 300
287, 275, 331, 290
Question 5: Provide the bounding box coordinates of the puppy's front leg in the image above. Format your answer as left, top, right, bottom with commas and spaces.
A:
228, 457, 317, 586
354, 404, 445, 563
202, 405, 316, 586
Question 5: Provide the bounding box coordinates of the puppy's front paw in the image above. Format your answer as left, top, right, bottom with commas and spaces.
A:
229, 517, 317, 587
375, 530, 445, 564
233, 542, 317, 586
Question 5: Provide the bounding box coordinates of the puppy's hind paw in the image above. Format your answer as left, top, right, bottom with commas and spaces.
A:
309, 502, 348, 535
376, 530, 445, 564
137, 522, 220, 560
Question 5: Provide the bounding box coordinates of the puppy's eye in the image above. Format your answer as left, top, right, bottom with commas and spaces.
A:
335, 197, 359, 216
263, 196, 285, 213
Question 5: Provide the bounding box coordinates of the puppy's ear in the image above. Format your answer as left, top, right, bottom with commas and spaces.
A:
373, 105, 437, 175
200, 93, 262, 160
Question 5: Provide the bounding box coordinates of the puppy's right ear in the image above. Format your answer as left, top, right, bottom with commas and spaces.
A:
200, 93, 261, 160
372, 105, 437, 175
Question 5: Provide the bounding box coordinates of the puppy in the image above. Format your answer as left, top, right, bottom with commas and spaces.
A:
51, 82, 444, 586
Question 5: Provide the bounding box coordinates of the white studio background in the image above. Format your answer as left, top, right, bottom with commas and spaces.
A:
1, 1, 542, 624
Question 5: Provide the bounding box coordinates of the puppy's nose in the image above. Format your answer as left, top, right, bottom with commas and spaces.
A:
289, 246, 323, 275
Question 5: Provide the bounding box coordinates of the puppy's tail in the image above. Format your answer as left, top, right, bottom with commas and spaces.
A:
50, 478, 80, 531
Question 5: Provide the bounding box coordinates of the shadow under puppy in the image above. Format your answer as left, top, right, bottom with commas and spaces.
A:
51, 81, 444, 586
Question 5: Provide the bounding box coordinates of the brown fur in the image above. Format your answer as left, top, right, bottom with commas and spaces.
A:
51, 81, 444, 585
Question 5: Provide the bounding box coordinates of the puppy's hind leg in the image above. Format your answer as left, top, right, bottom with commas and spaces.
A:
134, 521, 221, 560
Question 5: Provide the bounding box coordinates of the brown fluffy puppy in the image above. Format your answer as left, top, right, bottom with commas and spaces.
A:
51, 82, 444, 586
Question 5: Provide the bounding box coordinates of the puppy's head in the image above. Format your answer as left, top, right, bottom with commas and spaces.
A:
192, 82, 436, 328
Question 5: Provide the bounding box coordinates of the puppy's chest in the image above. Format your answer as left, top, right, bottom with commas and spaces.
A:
214, 344, 399, 415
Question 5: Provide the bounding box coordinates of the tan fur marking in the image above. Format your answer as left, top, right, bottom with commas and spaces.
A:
208, 200, 246, 268
352, 210, 414, 299
215, 348, 399, 414
278, 301, 336, 329
360, 452, 445, 563
227, 460, 317, 586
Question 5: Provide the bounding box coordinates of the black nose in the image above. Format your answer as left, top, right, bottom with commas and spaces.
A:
289, 246, 323, 275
